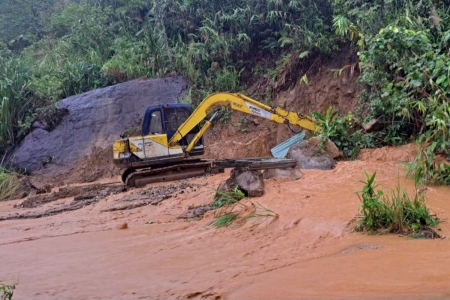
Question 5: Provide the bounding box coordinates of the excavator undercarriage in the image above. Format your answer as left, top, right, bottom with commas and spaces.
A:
122, 157, 297, 188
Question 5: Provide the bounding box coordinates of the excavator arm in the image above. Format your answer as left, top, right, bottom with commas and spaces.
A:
169, 92, 317, 153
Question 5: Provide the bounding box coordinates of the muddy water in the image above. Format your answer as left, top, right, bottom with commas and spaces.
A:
1, 148, 450, 299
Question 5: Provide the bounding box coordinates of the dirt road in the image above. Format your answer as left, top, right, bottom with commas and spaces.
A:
1, 149, 450, 299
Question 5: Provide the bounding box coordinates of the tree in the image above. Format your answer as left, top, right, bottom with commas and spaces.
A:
0, 0, 55, 50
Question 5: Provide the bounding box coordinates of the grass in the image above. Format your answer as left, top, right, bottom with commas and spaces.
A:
209, 187, 277, 228
211, 187, 245, 208
356, 171, 439, 236
0, 168, 23, 201
209, 213, 239, 228
247, 203, 279, 225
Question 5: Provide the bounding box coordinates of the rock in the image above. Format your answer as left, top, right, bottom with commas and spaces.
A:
232, 169, 264, 197
216, 177, 235, 194
27, 177, 52, 194
308, 136, 341, 159
287, 140, 336, 170
10, 76, 188, 183
32, 121, 46, 130
263, 167, 303, 180
117, 222, 128, 230
178, 205, 213, 219
217, 169, 265, 198
363, 118, 383, 132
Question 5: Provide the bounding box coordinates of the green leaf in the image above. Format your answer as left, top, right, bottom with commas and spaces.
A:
436, 75, 446, 85
299, 51, 309, 59
410, 80, 422, 87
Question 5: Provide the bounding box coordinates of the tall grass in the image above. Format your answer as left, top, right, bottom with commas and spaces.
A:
0, 53, 31, 146
357, 171, 438, 235
0, 168, 23, 201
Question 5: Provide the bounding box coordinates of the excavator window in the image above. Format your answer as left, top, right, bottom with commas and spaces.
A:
149, 110, 163, 134
142, 105, 203, 150
164, 107, 191, 132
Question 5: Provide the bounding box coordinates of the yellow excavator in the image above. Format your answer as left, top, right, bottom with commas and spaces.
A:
113, 92, 318, 187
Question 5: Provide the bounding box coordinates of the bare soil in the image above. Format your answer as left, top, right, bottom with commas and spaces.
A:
204, 47, 360, 160
1, 146, 450, 299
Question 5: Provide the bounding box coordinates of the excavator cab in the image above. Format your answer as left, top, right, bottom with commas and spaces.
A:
141, 103, 204, 150
113, 103, 204, 168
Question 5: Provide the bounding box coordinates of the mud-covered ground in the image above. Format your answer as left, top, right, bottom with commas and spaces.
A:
1, 145, 450, 299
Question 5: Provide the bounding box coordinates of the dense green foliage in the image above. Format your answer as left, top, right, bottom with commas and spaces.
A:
357, 171, 438, 235
313, 107, 374, 158
333, 0, 450, 184
0, 0, 448, 185
0, 0, 336, 150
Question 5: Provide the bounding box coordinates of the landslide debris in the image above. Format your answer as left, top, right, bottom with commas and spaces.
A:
1, 181, 203, 221
102, 182, 200, 212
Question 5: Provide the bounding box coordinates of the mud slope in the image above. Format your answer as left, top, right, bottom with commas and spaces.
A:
204, 47, 359, 159
11, 76, 187, 184
1, 147, 449, 299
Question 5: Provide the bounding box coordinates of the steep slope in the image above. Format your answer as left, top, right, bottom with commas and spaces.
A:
204, 48, 359, 159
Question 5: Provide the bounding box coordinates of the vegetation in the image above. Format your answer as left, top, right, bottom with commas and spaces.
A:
313, 106, 374, 158
0, 283, 15, 300
209, 213, 239, 228
211, 187, 245, 209
209, 187, 277, 228
356, 171, 438, 235
332, 0, 450, 184
0, 168, 23, 201
0, 0, 336, 151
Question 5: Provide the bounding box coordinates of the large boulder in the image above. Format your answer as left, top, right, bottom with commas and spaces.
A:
217, 169, 265, 198
11, 77, 188, 184
287, 140, 336, 170
308, 136, 341, 159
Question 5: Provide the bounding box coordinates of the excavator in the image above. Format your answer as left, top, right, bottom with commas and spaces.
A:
113, 92, 318, 188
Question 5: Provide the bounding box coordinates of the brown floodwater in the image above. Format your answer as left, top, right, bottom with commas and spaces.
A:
1, 145, 450, 299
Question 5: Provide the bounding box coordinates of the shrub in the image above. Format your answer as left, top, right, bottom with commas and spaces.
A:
0, 283, 15, 300
357, 171, 438, 235
313, 107, 374, 158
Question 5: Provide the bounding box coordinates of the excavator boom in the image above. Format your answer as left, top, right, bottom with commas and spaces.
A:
169, 92, 317, 151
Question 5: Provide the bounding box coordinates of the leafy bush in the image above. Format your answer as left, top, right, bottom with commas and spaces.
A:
357, 171, 438, 235
313, 107, 374, 158
0, 283, 15, 300
333, 0, 450, 184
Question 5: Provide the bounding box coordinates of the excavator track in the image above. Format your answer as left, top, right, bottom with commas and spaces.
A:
123, 158, 297, 188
